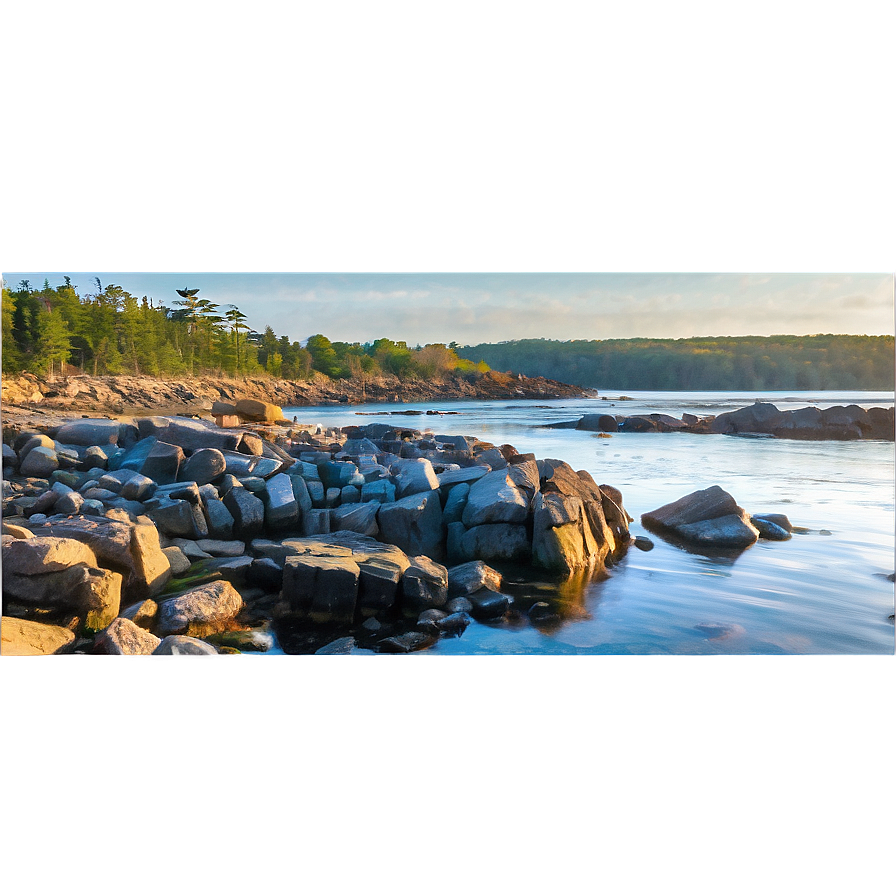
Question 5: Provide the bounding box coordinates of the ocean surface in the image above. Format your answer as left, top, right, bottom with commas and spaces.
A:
281, 391, 895, 655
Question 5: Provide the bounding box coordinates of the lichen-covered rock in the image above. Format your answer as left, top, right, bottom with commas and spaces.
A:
94, 617, 161, 655
155, 580, 244, 637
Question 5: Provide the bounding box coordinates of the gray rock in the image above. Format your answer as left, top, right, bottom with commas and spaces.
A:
54, 490, 85, 515
19, 446, 59, 478
306, 479, 326, 507
401, 555, 449, 617
676, 513, 761, 547
290, 475, 313, 514
139, 441, 184, 485
340, 485, 361, 504
195, 539, 245, 557
55, 418, 121, 447
377, 631, 437, 653
153, 635, 218, 655
119, 472, 156, 502
576, 413, 619, 432
156, 580, 244, 637
148, 498, 209, 538
170, 539, 213, 560
447, 560, 503, 596
462, 469, 530, 527
95, 617, 161, 655
437, 611, 472, 636
223, 487, 265, 540
332, 502, 379, 537
376, 490, 444, 560
750, 517, 792, 540
246, 557, 284, 591
302, 508, 332, 536
752, 513, 793, 533
0, 617, 75, 655
361, 479, 395, 503
314, 637, 356, 655
281, 554, 360, 623
446, 596, 473, 614
2, 443, 18, 469
436, 465, 490, 491
83, 445, 109, 469
454, 522, 530, 564
180, 448, 227, 486
468, 591, 511, 620
393, 457, 440, 498
263, 473, 299, 530
162, 545, 191, 576
325, 487, 341, 508
442, 482, 470, 526
357, 558, 403, 617
416, 608, 448, 635
202, 497, 235, 540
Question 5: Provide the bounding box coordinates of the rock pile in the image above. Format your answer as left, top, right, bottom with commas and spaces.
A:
2, 408, 633, 655
564, 402, 895, 440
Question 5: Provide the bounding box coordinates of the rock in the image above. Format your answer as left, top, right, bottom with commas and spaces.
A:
769, 406, 824, 440
325, 487, 341, 508
180, 448, 227, 486
139, 441, 184, 485
462, 469, 529, 527
54, 418, 120, 447
361, 480, 396, 503
148, 498, 209, 539
290, 475, 313, 514
203, 497, 235, 540
416, 608, 448, 635
332, 502, 380, 537
1, 617, 75, 655
19, 446, 59, 478
302, 508, 332, 536
206, 628, 274, 652
676, 513, 760, 547
633, 535, 654, 551
750, 517, 792, 540
376, 490, 444, 560
262, 473, 299, 530
436, 466, 490, 491
195, 539, 245, 557
246, 557, 284, 591
377, 631, 436, 653
642, 485, 739, 529
94, 617, 161, 655
447, 560, 503, 596
709, 402, 783, 434
1, 522, 33, 539
120, 598, 159, 629
453, 522, 530, 564
446, 596, 473, 614
83, 446, 109, 469
468, 591, 511, 620
235, 398, 285, 424
2, 443, 18, 469
619, 415, 660, 432
437, 612, 472, 636
357, 558, 403, 617
281, 554, 360, 623
642, 485, 759, 548
2, 536, 98, 574
153, 635, 218, 655
162, 545, 192, 575
393, 458, 440, 498
223, 487, 265, 540
401, 555, 449, 616
752, 513, 793, 533
442, 482, 470, 525
18, 433, 56, 463
156, 580, 245, 637
314, 636, 356, 655
576, 414, 619, 432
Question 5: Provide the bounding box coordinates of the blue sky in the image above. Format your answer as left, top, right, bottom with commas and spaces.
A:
4, 272, 892, 346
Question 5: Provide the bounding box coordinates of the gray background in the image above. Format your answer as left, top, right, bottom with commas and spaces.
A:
0, 0, 896, 894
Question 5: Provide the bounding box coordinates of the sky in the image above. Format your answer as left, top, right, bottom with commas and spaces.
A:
4, 272, 893, 346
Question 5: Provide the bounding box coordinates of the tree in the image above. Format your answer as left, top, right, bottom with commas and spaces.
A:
36, 308, 73, 377
225, 306, 250, 374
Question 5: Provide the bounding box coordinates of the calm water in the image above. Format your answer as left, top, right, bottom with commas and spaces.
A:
282, 391, 895, 655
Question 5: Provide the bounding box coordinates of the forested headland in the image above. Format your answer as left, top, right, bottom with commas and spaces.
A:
457, 336, 895, 391
1, 278, 489, 382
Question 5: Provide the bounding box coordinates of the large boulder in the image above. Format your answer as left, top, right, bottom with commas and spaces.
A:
223, 487, 266, 540
447, 560, 503, 596
532, 492, 604, 576
281, 554, 360, 623
54, 418, 120, 447
24, 517, 171, 598
641, 485, 760, 548
156, 580, 244, 637
263, 473, 300, 531
401, 555, 449, 617
710, 402, 783, 435
3, 564, 122, 632
180, 448, 227, 485
376, 490, 444, 560
450, 521, 530, 564
235, 398, 286, 424
19, 446, 59, 478
2, 536, 98, 575
393, 458, 440, 498
357, 558, 403, 617
153, 635, 218, 655
1, 617, 74, 655
462, 469, 530, 527
94, 617, 161, 655
576, 414, 619, 432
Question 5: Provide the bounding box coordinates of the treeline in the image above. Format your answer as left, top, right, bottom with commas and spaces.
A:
457, 336, 896, 391
1, 278, 489, 382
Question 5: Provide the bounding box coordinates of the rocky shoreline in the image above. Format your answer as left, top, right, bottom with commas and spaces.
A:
553, 401, 895, 441
0, 395, 824, 655
0, 370, 587, 420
